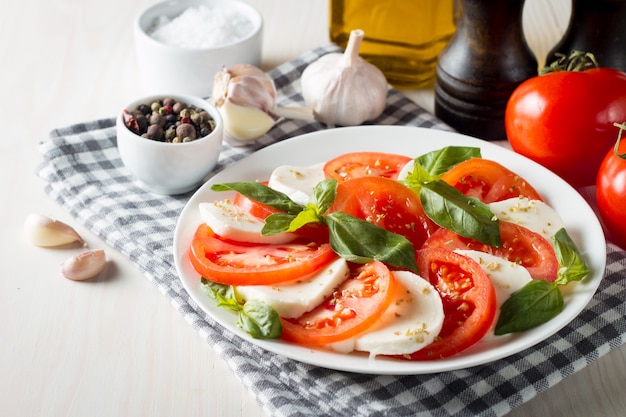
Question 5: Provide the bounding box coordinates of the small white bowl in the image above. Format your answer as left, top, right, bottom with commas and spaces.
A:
134, 0, 263, 97
116, 94, 223, 195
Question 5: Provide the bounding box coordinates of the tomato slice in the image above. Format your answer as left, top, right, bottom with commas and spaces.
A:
232, 181, 281, 220
422, 221, 558, 282
189, 223, 337, 285
324, 152, 412, 182
440, 158, 544, 203
328, 176, 438, 248
400, 248, 496, 360
232, 184, 330, 243
280, 261, 396, 345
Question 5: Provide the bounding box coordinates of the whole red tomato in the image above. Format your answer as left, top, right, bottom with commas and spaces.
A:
596, 124, 626, 250
505, 56, 626, 188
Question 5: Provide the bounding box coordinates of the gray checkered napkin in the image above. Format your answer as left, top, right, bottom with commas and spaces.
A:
36, 44, 626, 417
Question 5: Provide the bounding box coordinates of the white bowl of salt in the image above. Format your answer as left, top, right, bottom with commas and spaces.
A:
134, 0, 263, 97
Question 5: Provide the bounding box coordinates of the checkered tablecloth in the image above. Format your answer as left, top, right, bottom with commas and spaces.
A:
36, 44, 626, 417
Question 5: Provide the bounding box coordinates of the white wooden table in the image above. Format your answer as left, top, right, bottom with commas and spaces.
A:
2, 0, 625, 416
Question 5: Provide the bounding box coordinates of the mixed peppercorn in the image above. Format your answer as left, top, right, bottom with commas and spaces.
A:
123, 97, 216, 143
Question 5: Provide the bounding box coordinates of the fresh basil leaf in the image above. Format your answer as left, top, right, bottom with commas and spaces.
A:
553, 228, 591, 285
287, 208, 324, 232
311, 178, 338, 215
326, 212, 418, 273
419, 180, 501, 247
200, 278, 241, 310
416, 146, 482, 178
494, 280, 564, 335
211, 182, 302, 214
401, 161, 435, 190
200, 278, 281, 339
261, 212, 297, 235
239, 299, 283, 339
201, 278, 237, 301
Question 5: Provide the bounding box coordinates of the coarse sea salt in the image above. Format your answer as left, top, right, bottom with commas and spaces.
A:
148, 5, 254, 49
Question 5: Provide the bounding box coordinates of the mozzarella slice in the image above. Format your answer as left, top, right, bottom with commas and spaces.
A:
331, 271, 445, 357
199, 200, 296, 244
489, 197, 565, 240
396, 159, 415, 181
235, 257, 349, 318
267, 163, 326, 206
455, 250, 532, 341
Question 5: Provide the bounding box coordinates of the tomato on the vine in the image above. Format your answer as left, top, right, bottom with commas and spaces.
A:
505, 52, 626, 188
596, 123, 626, 250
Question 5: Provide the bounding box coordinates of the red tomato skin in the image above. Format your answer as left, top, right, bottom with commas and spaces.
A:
596, 138, 626, 250
280, 261, 397, 345
440, 158, 544, 203
324, 152, 412, 182
189, 224, 336, 286
399, 248, 496, 360
328, 177, 438, 249
422, 221, 558, 282
505, 68, 626, 188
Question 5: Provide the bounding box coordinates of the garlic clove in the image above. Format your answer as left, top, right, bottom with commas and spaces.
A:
211, 64, 315, 143
219, 100, 276, 143
227, 71, 276, 113
60, 249, 107, 281
211, 64, 277, 113
24, 213, 85, 248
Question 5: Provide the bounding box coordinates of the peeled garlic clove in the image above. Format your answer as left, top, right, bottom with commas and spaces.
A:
220, 101, 276, 143
24, 213, 85, 247
60, 249, 107, 281
301, 29, 388, 127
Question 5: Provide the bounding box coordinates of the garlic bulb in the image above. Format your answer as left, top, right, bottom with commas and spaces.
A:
60, 249, 107, 281
301, 29, 388, 127
24, 213, 84, 247
211, 64, 314, 144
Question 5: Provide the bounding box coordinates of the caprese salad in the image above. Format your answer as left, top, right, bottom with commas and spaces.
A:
187, 146, 590, 360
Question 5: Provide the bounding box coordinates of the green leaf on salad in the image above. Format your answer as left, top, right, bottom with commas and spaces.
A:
494, 279, 564, 335
200, 278, 282, 339
310, 178, 338, 215
261, 212, 297, 235
419, 180, 502, 247
553, 228, 591, 285
416, 146, 481, 178
239, 299, 283, 339
211, 182, 302, 214
325, 211, 418, 273
402, 160, 435, 188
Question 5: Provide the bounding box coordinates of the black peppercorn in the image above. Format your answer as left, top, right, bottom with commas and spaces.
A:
137, 104, 151, 116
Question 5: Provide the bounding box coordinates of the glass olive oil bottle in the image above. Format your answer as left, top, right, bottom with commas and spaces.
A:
329, 0, 456, 89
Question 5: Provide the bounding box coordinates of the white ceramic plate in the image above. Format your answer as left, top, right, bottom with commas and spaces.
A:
173, 126, 606, 375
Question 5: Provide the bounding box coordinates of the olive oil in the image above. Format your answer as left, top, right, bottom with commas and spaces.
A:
329, 0, 456, 89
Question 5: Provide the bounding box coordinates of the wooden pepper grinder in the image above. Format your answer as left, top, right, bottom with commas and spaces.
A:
434, 0, 537, 140
546, 0, 626, 72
